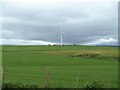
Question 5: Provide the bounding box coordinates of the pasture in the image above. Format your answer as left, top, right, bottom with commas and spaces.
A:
2, 45, 118, 88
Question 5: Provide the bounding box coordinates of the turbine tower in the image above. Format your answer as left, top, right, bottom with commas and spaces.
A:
61, 32, 64, 46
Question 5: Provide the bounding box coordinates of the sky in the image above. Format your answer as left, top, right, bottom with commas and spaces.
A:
0, 0, 119, 45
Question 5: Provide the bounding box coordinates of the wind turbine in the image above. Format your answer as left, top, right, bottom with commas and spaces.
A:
60, 32, 64, 46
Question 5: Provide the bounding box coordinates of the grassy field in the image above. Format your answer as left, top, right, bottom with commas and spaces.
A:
2, 45, 118, 88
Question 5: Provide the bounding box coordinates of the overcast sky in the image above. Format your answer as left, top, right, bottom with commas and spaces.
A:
0, 0, 118, 45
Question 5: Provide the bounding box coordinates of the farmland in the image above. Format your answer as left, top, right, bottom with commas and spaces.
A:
2, 45, 118, 88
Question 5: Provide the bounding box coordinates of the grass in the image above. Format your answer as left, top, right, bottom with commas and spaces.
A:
2, 45, 118, 88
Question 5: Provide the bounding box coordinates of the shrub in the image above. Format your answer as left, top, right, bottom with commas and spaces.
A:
2, 81, 39, 89
85, 81, 104, 90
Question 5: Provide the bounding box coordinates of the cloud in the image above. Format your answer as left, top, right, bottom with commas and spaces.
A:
85, 38, 118, 46
0, 39, 56, 45
1, 0, 118, 45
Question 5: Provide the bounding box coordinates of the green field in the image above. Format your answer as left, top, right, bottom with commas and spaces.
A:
2, 45, 118, 88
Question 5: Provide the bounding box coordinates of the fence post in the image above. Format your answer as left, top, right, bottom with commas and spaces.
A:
2, 65, 5, 81
75, 77, 79, 88
45, 67, 51, 88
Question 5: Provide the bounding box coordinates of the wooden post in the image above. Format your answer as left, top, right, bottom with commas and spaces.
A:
45, 67, 51, 88
2, 65, 5, 81
75, 77, 79, 88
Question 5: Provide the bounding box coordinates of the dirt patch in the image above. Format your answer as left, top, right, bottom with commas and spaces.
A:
71, 52, 100, 58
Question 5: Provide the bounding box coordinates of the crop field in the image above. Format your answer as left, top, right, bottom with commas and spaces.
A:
2, 45, 118, 88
